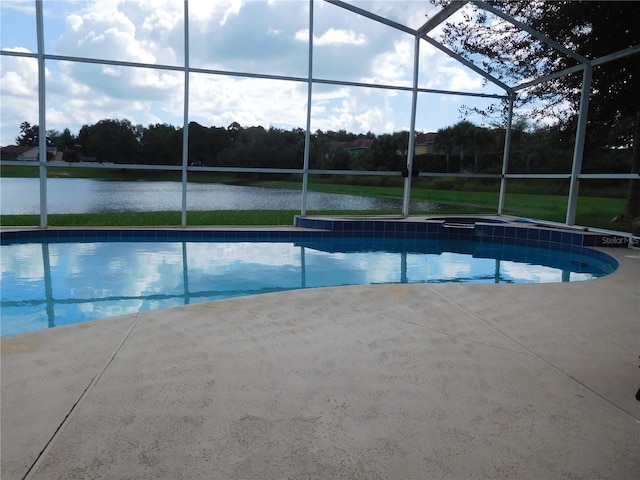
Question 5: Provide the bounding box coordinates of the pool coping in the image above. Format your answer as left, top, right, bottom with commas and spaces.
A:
2, 214, 638, 248
1, 242, 638, 479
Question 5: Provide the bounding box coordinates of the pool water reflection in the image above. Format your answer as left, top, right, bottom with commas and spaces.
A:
1, 237, 615, 336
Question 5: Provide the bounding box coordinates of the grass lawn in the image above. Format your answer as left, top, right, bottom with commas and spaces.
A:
0, 209, 467, 228
259, 180, 636, 234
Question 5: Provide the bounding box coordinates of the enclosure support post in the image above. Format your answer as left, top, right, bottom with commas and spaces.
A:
498, 91, 515, 215
402, 36, 420, 217
566, 65, 592, 225
301, 0, 314, 216
36, 0, 47, 228
180, 0, 190, 227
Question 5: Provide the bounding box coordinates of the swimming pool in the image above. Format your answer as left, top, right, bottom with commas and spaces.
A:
1, 220, 619, 336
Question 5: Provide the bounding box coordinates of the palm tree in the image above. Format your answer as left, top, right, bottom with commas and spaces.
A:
471, 126, 492, 172
450, 120, 475, 173
434, 126, 456, 173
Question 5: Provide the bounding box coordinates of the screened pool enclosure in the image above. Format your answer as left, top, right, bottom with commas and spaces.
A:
1, 0, 638, 228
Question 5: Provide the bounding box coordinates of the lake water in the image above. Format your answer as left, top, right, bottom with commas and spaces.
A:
0, 178, 437, 215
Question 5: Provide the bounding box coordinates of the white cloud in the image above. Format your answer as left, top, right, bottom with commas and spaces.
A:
363, 38, 413, 86
55, 7, 158, 64
500, 262, 562, 283
295, 27, 367, 46
441, 66, 485, 92
0, 0, 505, 146
66, 13, 83, 31
188, 75, 307, 130
0, 55, 37, 97
46, 108, 69, 128
219, 0, 243, 26
0, 51, 40, 143
101, 65, 121, 77
0, 244, 45, 280
440, 253, 473, 279
350, 1, 443, 31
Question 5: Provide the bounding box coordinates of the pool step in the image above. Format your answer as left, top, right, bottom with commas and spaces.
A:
442, 222, 476, 230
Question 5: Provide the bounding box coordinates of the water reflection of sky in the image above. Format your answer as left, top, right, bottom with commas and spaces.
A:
0, 239, 612, 336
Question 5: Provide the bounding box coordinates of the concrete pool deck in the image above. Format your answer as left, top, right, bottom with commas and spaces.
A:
2, 247, 639, 479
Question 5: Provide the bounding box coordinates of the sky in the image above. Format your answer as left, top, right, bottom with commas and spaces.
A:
0, 0, 509, 147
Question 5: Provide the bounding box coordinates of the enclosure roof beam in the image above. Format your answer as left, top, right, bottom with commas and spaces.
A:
419, 34, 512, 92
325, 0, 415, 35
0, 49, 510, 100
312, 76, 506, 99
471, 0, 590, 66
514, 63, 585, 92
416, 1, 468, 37
515, 44, 640, 92
591, 44, 640, 67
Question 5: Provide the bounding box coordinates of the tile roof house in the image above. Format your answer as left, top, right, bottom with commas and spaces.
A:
338, 138, 374, 153
414, 132, 438, 155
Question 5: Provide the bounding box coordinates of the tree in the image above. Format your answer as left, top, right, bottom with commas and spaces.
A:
15, 121, 39, 146
142, 123, 182, 165
371, 132, 408, 171
262, 127, 305, 170
55, 128, 76, 150
15, 122, 66, 153
310, 135, 346, 170
433, 126, 457, 172
188, 122, 214, 166
207, 126, 232, 166
81, 119, 143, 163
438, 0, 640, 220
450, 120, 475, 172
471, 125, 493, 172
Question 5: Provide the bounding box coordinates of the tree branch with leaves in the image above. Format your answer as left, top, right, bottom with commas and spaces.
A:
434, 0, 640, 221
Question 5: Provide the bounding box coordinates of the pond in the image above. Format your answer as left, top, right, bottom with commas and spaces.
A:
0, 178, 437, 215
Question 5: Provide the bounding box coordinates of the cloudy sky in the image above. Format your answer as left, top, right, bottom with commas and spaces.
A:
0, 0, 507, 147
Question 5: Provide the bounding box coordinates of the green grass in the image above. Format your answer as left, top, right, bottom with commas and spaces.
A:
3, 201, 635, 234
0, 210, 408, 227
260, 180, 636, 233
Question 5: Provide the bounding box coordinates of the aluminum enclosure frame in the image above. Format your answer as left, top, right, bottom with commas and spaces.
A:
1, 0, 639, 227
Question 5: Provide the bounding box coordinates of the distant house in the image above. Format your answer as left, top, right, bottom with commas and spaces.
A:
414, 132, 438, 155
0, 145, 60, 161
47, 147, 62, 161
338, 138, 374, 153
0, 145, 39, 161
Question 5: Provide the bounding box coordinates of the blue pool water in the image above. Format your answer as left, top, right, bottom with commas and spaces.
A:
0, 235, 616, 336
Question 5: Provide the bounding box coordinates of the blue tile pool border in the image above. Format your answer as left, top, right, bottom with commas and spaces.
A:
294, 216, 635, 251
0, 228, 331, 244
1, 217, 634, 263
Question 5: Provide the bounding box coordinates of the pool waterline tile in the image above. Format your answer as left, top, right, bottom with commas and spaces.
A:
2, 217, 633, 253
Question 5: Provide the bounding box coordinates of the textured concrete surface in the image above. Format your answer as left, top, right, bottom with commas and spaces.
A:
2, 248, 639, 479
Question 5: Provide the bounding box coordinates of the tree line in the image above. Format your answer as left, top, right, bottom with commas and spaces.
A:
10, 118, 632, 176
